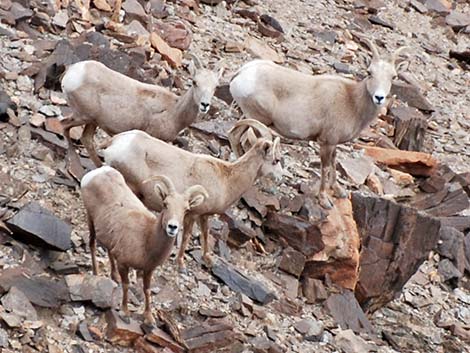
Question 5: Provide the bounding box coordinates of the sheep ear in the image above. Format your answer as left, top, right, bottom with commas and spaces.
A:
396, 60, 409, 74
186, 185, 208, 209
262, 140, 272, 155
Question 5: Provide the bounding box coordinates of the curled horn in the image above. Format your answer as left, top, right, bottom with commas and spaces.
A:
272, 136, 281, 161
184, 185, 209, 201
361, 38, 380, 61
228, 119, 280, 157
391, 46, 409, 65
143, 175, 176, 196
188, 53, 203, 69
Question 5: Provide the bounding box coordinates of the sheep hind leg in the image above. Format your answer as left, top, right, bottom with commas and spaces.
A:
142, 270, 156, 326
199, 215, 213, 268
118, 265, 130, 317
176, 215, 195, 274
81, 123, 102, 167
318, 144, 335, 209
88, 216, 98, 275
328, 146, 348, 199
109, 252, 120, 283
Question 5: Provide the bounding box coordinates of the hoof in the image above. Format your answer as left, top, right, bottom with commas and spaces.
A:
203, 254, 214, 268
119, 311, 131, 324
178, 266, 188, 275
318, 193, 333, 209
143, 314, 156, 327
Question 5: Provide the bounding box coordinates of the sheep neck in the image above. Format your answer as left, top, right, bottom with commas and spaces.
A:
145, 214, 176, 269
352, 78, 381, 133
153, 86, 199, 141
222, 146, 264, 205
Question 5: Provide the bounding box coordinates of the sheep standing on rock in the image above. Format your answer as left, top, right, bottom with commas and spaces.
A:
61, 57, 223, 172
80, 166, 208, 324
230, 38, 408, 208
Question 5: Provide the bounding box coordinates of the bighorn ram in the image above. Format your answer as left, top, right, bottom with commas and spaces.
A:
61, 58, 223, 169
81, 166, 208, 324
104, 126, 282, 271
230, 39, 408, 208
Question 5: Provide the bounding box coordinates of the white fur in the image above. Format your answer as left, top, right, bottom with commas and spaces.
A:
81, 166, 115, 188
61, 61, 88, 93
103, 131, 140, 165
230, 62, 262, 99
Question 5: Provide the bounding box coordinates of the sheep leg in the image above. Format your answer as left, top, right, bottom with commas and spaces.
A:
62, 117, 85, 179
118, 265, 130, 316
328, 146, 348, 199
81, 123, 102, 167
199, 215, 213, 267
142, 270, 155, 326
111, 0, 122, 22
88, 216, 98, 275
109, 252, 120, 283
318, 144, 334, 209
176, 215, 195, 273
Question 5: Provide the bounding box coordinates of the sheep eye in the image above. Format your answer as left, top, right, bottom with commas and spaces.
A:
192, 79, 198, 87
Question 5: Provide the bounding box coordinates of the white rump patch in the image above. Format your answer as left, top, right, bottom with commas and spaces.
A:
61, 61, 88, 93
103, 131, 139, 165
81, 166, 115, 188
230, 63, 262, 99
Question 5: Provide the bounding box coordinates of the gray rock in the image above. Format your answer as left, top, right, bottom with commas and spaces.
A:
0, 328, 8, 348
6, 202, 71, 251
294, 318, 324, 341
212, 257, 277, 305
335, 329, 374, 353
438, 259, 462, 282
437, 226, 466, 274
66, 274, 121, 309
1, 286, 38, 321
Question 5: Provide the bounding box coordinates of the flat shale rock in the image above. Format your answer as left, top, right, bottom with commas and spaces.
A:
437, 226, 467, 275
303, 197, 360, 291
1, 286, 38, 321
145, 326, 185, 353
302, 278, 328, 304
66, 274, 120, 309
279, 247, 306, 277
358, 144, 438, 177
211, 257, 276, 305
0, 89, 16, 122
0, 267, 69, 308
263, 212, 324, 257
6, 202, 71, 251
181, 319, 239, 353
105, 309, 143, 346
391, 82, 435, 112
352, 192, 441, 312
424, 0, 451, 14
390, 105, 427, 152
446, 11, 470, 31
325, 290, 374, 334
335, 329, 374, 353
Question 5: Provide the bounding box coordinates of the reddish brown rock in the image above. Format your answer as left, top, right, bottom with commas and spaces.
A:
302, 278, 328, 304
181, 319, 240, 353
303, 197, 360, 291
357, 144, 438, 177
153, 21, 192, 50
105, 309, 143, 346
150, 32, 182, 68
352, 192, 441, 312
390, 105, 427, 152
279, 247, 306, 278
145, 326, 185, 353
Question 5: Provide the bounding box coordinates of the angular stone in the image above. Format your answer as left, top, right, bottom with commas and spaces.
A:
122, 0, 148, 23
6, 202, 71, 251
0, 267, 69, 308
409, 0, 428, 13
465, 233, 470, 274
258, 14, 284, 39
438, 226, 466, 274
242, 187, 280, 218
358, 144, 438, 177
390, 105, 427, 152
211, 257, 276, 305
302, 278, 328, 304
105, 309, 143, 346
135, 337, 169, 353
446, 11, 470, 31
338, 156, 375, 185
294, 318, 324, 341
77, 322, 94, 342
352, 192, 441, 312
368, 15, 395, 30
263, 212, 324, 257
303, 198, 360, 290
438, 259, 462, 283
181, 319, 238, 353
145, 326, 185, 353
153, 20, 192, 50
424, 0, 451, 14
1, 286, 38, 321
391, 82, 435, 112
325, 290, 374, 334
245, 36, 284, 63
66, 274, 120, 309
335, 329, 374, 353
279, 247, 306, 277
199, 308, 227, 318
223, 211, 256, 247
150, 32, 182, 68
0, 328, 7, 348
0, 88, 16, 122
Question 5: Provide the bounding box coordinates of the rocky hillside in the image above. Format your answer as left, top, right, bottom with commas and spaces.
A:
0, 0, 470, 352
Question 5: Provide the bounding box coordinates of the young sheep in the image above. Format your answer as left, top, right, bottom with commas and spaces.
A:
230, 39, 408, 208
103, 128, 282, 272
61, 58, 223, 170
81, 166, 208, 324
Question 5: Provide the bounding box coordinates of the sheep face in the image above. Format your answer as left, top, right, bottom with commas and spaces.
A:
259, 137, 284, 182
365, 59, 397, 107
191, 68, 224, 114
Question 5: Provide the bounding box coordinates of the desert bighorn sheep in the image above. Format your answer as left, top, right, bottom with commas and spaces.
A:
103, 127, 282, 272
81, 166, 208, 324
230, 39, 408, 208
61, 58, 223, 169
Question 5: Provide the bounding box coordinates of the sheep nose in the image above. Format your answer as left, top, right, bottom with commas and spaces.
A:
166, 223, 179, 237
200, 102, 210, 112
374, 95, 385, 104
